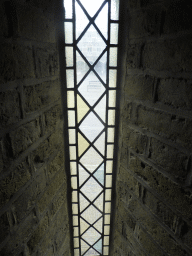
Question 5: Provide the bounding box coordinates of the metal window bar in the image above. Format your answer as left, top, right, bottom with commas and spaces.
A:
64, 0, 119, 255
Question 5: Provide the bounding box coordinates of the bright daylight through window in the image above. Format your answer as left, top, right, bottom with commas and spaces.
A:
63, 0, 119, 255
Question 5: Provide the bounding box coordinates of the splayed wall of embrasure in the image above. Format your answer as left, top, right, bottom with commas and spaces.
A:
111, 0, 192, 255
0, 0, 71, 255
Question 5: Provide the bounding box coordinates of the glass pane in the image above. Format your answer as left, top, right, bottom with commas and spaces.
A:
108, 90, 116, 107
110, 23, 119, 44
80, 147, 103, 173
76, 51, 89, 84
70, 162, 77, 175
71, 176, 78, 189
109, 69, 117, 87
111, 0, 119, 20
77, 94, 89, 123
108, 110, 115, 125
94, 52, 107, 83
81, 177, 102, 201
80, 193, 90, 212
79, 165, 90, 187
105, 189, 112, 201
66, 47, 73, 66
78, 25, 106, 64
104, 236, 109, 245
81, 205, 102, 224
79, 112, 104, 142
74, 238, 79, 248
107, 144, 114, 159
80, 218, 90, 234
94, 164, 104, 185
95, 3, 108, 39
82, 227, 101, 245
94, 218, 103, 232
78, 72, 106, 106
109, 47, 118, 66
78, 133, 89, 157
81, 240, 89, 254
66, 69, 74, 88
105, 202, 111, 213
104, 226, 110, 235
105, 175, 112, 188
69, 129, 76, 144
107, 128, 115, 143
72, 204, 78, 214
75, 1, 89, 39
80, 0, 104, 17
74, 249, 79, 256
64, 0, 72, 19
73, 215, 78, 226
65, 22, 73, 44
104, 215, 110, 225
68, 110, 75, 127
94, 95, 106, 122
72, 191, 78, 202
106, 160, 113, 173
85, 248, 99, 256
103, 246, 109, 255
70, 146, 76, 160
94, 132, 105, 156
67, 91, 75, 108
94, 193, 103, 211
94, 239, 102, 254
73, 227, 79, 236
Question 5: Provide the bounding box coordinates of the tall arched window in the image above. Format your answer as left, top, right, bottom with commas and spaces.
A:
64, 0, 119, 255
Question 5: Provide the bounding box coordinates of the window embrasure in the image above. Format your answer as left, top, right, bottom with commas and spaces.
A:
63, 0, 119, 255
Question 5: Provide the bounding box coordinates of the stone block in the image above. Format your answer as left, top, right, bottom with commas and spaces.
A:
44, 105, 63, 133
124, 74, 154, 101
142, 37, 192, 72
24, 79, 61, 113
0, 43, 15, 83
0, 2, 9, 37
157, 78, 192, 110
37, 169, 65, 213
27, 212, 49, 253
34, 46, 59, 78
0, 159, 31, 208
126, 43, 141, 70
47, 150, 65, 181
0, 90, 21, 129
9, 118, 41, 157
0, 212, 10, 244
13, 168, 46, 224
149, 138, 188, 181
50, 187, 66, 219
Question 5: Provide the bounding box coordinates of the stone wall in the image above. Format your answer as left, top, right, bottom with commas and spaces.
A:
112, 0, 192, 255
0, 0, 71, 255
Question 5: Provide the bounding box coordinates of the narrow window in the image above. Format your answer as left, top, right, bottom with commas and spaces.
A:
64, 0, 119, 255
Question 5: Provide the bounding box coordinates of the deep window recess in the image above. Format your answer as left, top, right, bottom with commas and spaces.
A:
64, 0, 119, 255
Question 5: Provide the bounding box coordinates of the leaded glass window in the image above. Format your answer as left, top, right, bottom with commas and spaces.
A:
64, 0, 119, 255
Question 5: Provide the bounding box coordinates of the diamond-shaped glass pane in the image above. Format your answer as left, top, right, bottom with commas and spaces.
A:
79, 165, 90, 186
75, 1, 89, 39
78, 72, 106, 106
95, 3, 108, 39
94, 52, 107, 83
94, 218, 103, 233
94, 133, 105, 156
94, 95, 106, 122
80, 147, 103, 173
81, 240, 90, 255
78, 25, 106, 64
76, 51, 90, 84
80, 193, 90, 212
94, 164, 104, 185
94, 239, 102, 253
80, 0, 104, 17
81, 177, 102, 201
82, 227, 101, 246
84, 248, 100, 256
81, 205, 102, 224
79, 112, 104, 142
80, 218, 90, 234
94, 193, 103, 211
